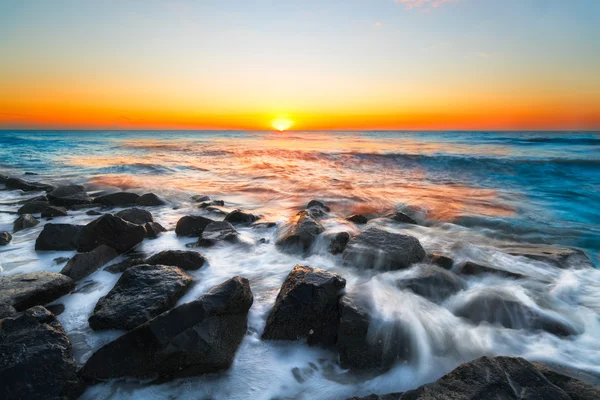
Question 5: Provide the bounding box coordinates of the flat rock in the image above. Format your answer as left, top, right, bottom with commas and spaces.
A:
5, 177, 54, 192
77, 214, 146, 253
136, 193, 167, 206
455, 261, 525, 279
115, 207, 154, 225
89, 264, 193, 331
15, 212, 41, 231
0, 232, 11, 246
40, 205, 68, 217
145, 221, 167, 238
262, 265, 346, 346
94, 192, 140, 207
175, 215, 214, 237
503, 245, 593, 268
224, 209, 259, 225
275, 211, 325, 253
146, 250, 206, 271
35, 223, 83, 251
396, 265, 465, 303
47, 184, 91, 207
81, 276, 253, 380
0, 272, 74, 311
60, 245, 119, 281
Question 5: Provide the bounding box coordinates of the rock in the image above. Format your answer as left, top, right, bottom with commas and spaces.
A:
198, 200, 225, 208
35, 223, 83, 251
93, 192, 140, 207
427, 253, 454, 269
22, 194, 48, 203
136, 193, 167, 206
307, 199, 330, 211
81, 276, 253, 380
45, 303, 65, 316
68, 203, 103, 211
0, 232, 11, 245
196, 221, 240, 247
146, 250, 206, 271
328, 231, 350, 254
76, 214, 146, 254
455, 261, 525, 279
89, 264, 193, 331
13, 214, 40, 232
192, 195, 210, 202
86, 209, 102, 216
275, 211, 325, 253
385, 211, 417, 224
5, 177, 54, 192
17, 201, 52, 215
47, 184, 91, 207
0, 272, 74, 311
115, 207, 154, 225
204, 205, 228, 215
224, 209, 259, 225
104, 257, 146, 274
40, 205, 68, 218
60, 245, 119, 281
346, 214, 368, 224
396, 265, 464, 303
453, 289, 576, 336
262, 265, 346, 346
533, 362, 600, 400
175, 215, 214, 237
0, 306, 81, 399
503, 245, 593, 268
0, 303, 17, 319
53, 257, 69, 264
145, 221, 166, 238
342, 228, 426, 271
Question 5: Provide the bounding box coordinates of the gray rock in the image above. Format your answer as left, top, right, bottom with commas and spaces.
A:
196, 221, 240, 247
115, 208, 154, 225
396, 265, 465, 303
145, 221, 167, 238
175, 215, 214, 237
275, 211, 325, 253
146, 250, 206, 271
533, 362, 600, 400
224, 209, 259, 225
60, 245, 119, 281
455, 261, 525, 279
94, 192, 140, 207
5, 177, 54, 192
136, 193, 167, 206
40, 205, 68, 218
503, 245, 593, 268
0, 272, 74, 311
47, 184, 91, 207
17, 201, 53, 215
35, 223, 83, 251
0, 303, 16, 319
0, 232, 11, 246
328, 231, 350, 255
385, 211, 417, 224
76, 214, 146, 254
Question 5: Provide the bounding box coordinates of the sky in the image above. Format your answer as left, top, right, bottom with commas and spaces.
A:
1, 0, 599, 130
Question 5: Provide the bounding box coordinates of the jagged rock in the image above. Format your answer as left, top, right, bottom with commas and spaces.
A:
0, 306, 81, 399
13, 213, 39, 232
47, 184, 91, 207
275, 211, 325, 253
262, 265, 346, 346
503, 245, 593, 269
136, 193, 167, 206
40, 205, 68, 218
455, 261, 525, 279
104, 257, 146, 274
427, 253, 454, 269
76, 214, 146, 254
81, 276, 253, 380
145, 221, 167, 238
224, 209, 259, 225
0, 303, 16, 319
346, 214, 368, 224
0, 272, 74, 311
93, 192, 140, 207
35, 223, 83, 251
196, 221, 240, 247
5, 177, 54, 192
342, 228, 425, 271
175, 215, 213, 237
328, 231, 350, 254
89, 264, 193, 331
146, 250, 206, 271
385, 211, 417, 224
60, 245, 119, 281
0, 232, 11, 246
396, 265, 464, 303
115, 208, 153, 225
533, 362, 600, 400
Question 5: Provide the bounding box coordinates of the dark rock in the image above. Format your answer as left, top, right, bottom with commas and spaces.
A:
328, 231, 350, 254
53, 257, 69, 265
396, 265, 464, 303
455, 261, 525, 279
346, 394, 402, 400
13, 214, 40, 232
46, 303, 65, 316
89, 264, 193, 331
35, 223, 83, 251
342, 227, 426, 271
175, 215, 213, 237
224, 209, 259, 225
23, 172, 37, 175
453, 289, 576, 336
86, 209, 102, 216
252, 221, 277, 229
68, 203, 103, 210
77, 214, 146, 254
136, 193, 167, 206
204, 205, 228, 215
5, 177, 54, 192
307, 199, 330, 211
60, 245, 119, 281
0, 306, 81, 399
104, 257, 146, 274
427, 253, 454, 269
275, 211, 325, 253
22, 195, 48, 203
115, 207, 154, 225
192, 195, 210, 202
94, 192, 140, 207
533, 362, 600, 400
146, 250, 206, 271
0, 173, 8, 183
40, 205, 68, 218
18, 201, 52, 215
81, 276, 253, 380
196, 221, 240, 247
0, 232, 11, 245
0, 303, 17, 319
385, 211, 417, 224
503, 245, 593, 268
145, 221, 167, 238
199, 200, 225, 208
0, 272, 74, 311
47, 184, 91, 207
346, 214, 368, 224
262, 265, 346, 346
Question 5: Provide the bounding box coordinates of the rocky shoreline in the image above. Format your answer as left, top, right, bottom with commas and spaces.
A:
0, 173, 598, 399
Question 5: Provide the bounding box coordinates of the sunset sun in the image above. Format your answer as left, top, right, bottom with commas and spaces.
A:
271, 118, 294, 131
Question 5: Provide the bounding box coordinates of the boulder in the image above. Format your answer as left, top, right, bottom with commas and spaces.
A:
35, 223, 83, 251
89, 264, 193, 331
145, 221, 167, 238
136, 193, 167, 206
196, 221, 240, 247
76, 214, 146, 254
455, 261, 525, 279
0, 304, 16, 319
503, 245, 593, 269
0, 306, 80, 399
385, 211, 417, 224
60, 245, 119, 281
275, 211, 325, 253
175, 215, 214, 237
224, 209, 259, 225
22, 194, 48, 203
93, 192, 140, 207
262, 265, 346, 346
40, 205, 68, 218
192, 195, 210, 203
18, 201, 53, 215
427, 253, 454, 269
115, 207, 154, 225
533, 362, 600, 400
81, 276, 253, 380
104, 257, 146, 274
342, 228, 426, 271
146, 250, 206, 271
46, 304, 65, 316
346, 214, 368, 224
0, 272, 74, 311
5, 177, 54, 192
47, 184, 91, 207
0, 232, 11, 246
396, 265, 464, 303
328, 231, 350, 254
306, 199, 330, 217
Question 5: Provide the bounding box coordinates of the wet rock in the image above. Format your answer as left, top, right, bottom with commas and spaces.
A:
94, 192, 140, 207
328, 231, 350, 255
199, 199, 225, 208
455, 261, 525, 279
5, 177, 54, 192
342, 227, 426, 271
145, 221, 167, 238
0, 232, 11, 245
196, 221, 240, 247
45, 303, 65, 316
54, 257, 69, 264
0, 272, 74, 311
175, 215, 214, 237
18, 201, 53, 215
22, 194, 48, 203
252, 221, 277, 229
104, 257, 146, 274
81, 276, 253, 380
146, 250, 206, 271
0, 306, 81, 399
503, 245, 593, 269
60, 245, 119, 281
89, 264, 193, 331
453, 289, 576, 337
396, 265, 465, 303
0, 303, 17, 319
224, 209, 259, 225
192, 195, 210, 202
533, 362, 600, 400
77, 214, 146, 254
275, 211, 325, 253
47, 184, 91, 207
427, 253, 454, 270
35, 223, 83, 251
40, 205, 68, 217
262, 265, 346, 346
136, 193, 167, 206
346, 214, 368, 224
86, 209, 102, 216
68, 203, 103, 210
307, 199, 330, 212
385, 211, 417, 224
204, 205, 228, 215
13, 214, 40, 232
115, 207, 154, 225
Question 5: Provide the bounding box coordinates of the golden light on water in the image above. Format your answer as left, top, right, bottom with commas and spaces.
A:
271, 117, 294, 131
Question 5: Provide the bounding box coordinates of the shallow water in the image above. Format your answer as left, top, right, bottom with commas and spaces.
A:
1, 130, 599, 399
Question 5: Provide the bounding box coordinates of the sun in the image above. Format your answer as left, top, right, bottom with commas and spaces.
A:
271, 117, 294, 132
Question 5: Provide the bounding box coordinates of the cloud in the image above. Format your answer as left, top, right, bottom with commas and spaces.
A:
375, 22, 383, 27
395, 0, 460, 10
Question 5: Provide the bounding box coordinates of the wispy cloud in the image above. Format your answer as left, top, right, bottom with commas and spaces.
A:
375, 22, 383, 28
395, 0, 460, 10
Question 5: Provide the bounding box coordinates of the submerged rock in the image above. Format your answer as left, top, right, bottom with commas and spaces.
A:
396, 265, 465, 303
328, 231, 351, 255
192, 195, 210, 203
115, 207, 154, 225
4, 177, 54, 192
503, 245, 593, 268
146, 250, 206, 271
0, 306, 80, 399
89, 264, 193, 331
86, 209, 102, 216
81, 276, 253, 380
455, 261, 525, 279
262, 265, 346, 346
427, 253, 454, 270
275, 211, 325, 253
342, 227, 425, 271
0, 272, 74, 311
144, 221, 167, 238
35, 223, 83, 251
224, 209, 259, 225
385, 211, 417, 224
196, 221, 240, 247
76, 214, 146, 254
136, 193, 167, 206
47, 184, 91, 207
175, 215, 214, 237
94, 192, 140, 206
0, 232, 11, 246
60, 245, 119, 281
